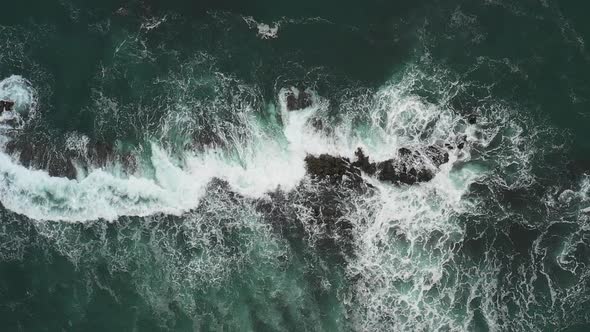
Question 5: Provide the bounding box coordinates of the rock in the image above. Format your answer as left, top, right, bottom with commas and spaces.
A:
305, 145, 450, 187
5, 137, 138, 179
311, 118, 323, 131
398, 147, 412, 156
48, 158, 77, 180
374, 146, 450, 185
425, 145, 449, 167
0, 100, 14, 112
376, 158, 434, 185
92, 141, 114, 167
6, 139, 80, 180
351, 148, 376, 175
286, 88, 313, 111
305, 153, 373, 191
374, 148, 435, 185
256, 187, 355, 262
6, 140, 34, 167
468, 114, 477, 124
305, 154, 359, 181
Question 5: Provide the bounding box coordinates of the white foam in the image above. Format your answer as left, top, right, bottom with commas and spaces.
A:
0, 66, 548, 330
0, 145, 208, 221
0, 69, 491, 229
243, 16, 280, 39
0, 75, 38, 130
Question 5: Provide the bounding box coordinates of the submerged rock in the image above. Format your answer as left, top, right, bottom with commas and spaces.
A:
93, 141, 114, 167
255, 186, 356, 262
567, 159, 590, 179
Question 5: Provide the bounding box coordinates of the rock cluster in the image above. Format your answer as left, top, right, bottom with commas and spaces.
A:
285, 88, 312, 111
5, 139, 137, 179
305, 146, 450, 186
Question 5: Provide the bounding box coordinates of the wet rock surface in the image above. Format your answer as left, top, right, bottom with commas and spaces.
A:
305, 154, 359, 182
255, 184, 357, 262
5, 138, 137, 180
306, 145, 450, 186
286, 88, 313, 111
0, 100, 14, 112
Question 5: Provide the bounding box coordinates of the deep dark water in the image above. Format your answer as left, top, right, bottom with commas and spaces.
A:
1, 0, 590, 331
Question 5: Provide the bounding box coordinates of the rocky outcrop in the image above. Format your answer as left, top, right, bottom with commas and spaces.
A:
0, 100, 14, 112
5, 138, 137, 180
255, 183, 356, 261
305, 154, 358, 181
305, 146, 450, 186
304, 153, 370, 191
286, 88, 312, 111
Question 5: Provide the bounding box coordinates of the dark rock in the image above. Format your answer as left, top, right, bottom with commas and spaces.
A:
48, 158, 77, 180
0, 100, 14, 112
286, 93, 298, 111
121, 153, 138, 174
286, 88, 313, 111
306, 144, 451, 186
5, 137, 138, 180
425, 145, 449, 167
457, 142, 465, 149
92, 141, 114, 167
6, 140, 34, 167
375, 147, 447, 185
311, 118, 323, 131
376, 159, 434, 185
398, 147, 412, 156
255, 187, 356, 262
351, 148, 376, 175
305, 154, 359, 181
304, 153, 374, 191
468, 114, 477, 125
6, 139, 79, 180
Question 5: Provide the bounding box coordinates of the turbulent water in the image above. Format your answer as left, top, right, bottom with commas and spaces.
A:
1, 1, 590, 331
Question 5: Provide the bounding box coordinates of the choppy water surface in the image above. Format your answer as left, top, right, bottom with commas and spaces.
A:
1, 1, 590, 331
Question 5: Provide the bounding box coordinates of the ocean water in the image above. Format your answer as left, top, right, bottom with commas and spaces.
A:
1, 0, 590, 331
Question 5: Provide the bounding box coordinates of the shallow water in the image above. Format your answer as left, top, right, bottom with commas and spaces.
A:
1, 1, 590, 331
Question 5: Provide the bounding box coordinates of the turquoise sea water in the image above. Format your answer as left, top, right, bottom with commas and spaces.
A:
1, 0, 590, 331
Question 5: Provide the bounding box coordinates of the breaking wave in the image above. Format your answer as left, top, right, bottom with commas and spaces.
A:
0, 60, 566, 330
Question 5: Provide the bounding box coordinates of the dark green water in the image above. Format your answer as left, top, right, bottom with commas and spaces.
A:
1, 0, 590, 331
